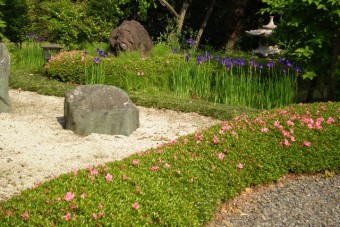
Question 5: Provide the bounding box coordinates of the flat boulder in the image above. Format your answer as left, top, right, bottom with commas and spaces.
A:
64, 85, 139, 136
0, 42, 12, 113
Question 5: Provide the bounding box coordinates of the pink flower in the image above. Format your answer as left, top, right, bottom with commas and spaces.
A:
164, 163, 171, 168
132, 202, 140, 210
150, 166, 160, 171
219, 130, 225, 135
70, 204, 77, 209
237, 162, 244, 169
290, 136, 296, 142
213, 135, 220, 144
35, 181, 41, 186
63, 213, 71, 220
261, 127, 269, 133
132, 159, 140, 165
80, 193, 87, 198
218, 153, 225, 160
274, 120, 281, 127
303, 141, 311, 147
99, 203, 104, 209
105, 173, 113, 181
231, 131, 237, 135
284, 139, 291, 147
327, 117, 335, 124
287, 120, 295, 126
92, 213, 98, 219
183, 137, 189, 144
90, 169, 99, 175
65, 192, 75, 202
73, 169, 78, 176
222, 124, 232, 131
21, 213, 29, 220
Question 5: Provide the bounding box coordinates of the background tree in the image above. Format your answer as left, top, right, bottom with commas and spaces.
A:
261, 0, 340, 101
0, 0, 29, 47
0, 0, 5, 40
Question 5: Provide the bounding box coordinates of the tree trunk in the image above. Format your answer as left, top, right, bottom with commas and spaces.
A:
177, 0, 192, 34
328, 31, 340, 100
195, 0, 216, 49
225, 0, 248, 50
158, 0, 191, 35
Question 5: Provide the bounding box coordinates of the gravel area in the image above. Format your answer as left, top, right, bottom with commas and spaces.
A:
207, 174, 340, 227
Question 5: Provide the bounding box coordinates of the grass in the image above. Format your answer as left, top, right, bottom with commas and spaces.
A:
1, 42, 339, 225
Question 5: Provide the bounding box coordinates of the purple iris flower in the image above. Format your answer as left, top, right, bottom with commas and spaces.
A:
196, 55, 204, 64
185, 54, 192, 62
172, 48, 177, 54
222, 58, 233, 69
255, 64, 264, 69
295, 66, 303, 73
215, 56, 221, 62
285, 59, 293, 67
28, 33, 35, 39
187, 38, 195, 46
249, 60, 256, 67
267, 61, 275, 68
282, 69, 287, 74
93, 57, 101, 64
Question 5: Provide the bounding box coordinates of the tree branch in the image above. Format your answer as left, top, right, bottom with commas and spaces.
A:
158, 0, 179, 18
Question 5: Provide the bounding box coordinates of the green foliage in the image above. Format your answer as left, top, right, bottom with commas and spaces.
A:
261, 0, 340, 99
0, 0, 5, 38
0, 101, 339, 225
0, 0, 29, 44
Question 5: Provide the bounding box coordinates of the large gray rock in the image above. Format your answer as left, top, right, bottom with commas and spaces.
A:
0, 43, 12, 113
109, 20, 153, 57
64, 85, 139, 136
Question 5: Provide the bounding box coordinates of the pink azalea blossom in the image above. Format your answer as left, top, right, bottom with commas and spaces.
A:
274, 120, 281, 127
284, 139, 291, 147
99, 203, 104, 209
132, 202, 140, 210
65, 192, 75, 202
219, 130, 225, 135
287, 120, 295, 126
150, 166, 160, 171
218, 153, 225, 160
21, 213, 29, 220
231, 131, 237, 135
63, 213, 71, 220
183, 137, 189, 144
237, 162, 244, 169
35, 181, 41, 186
105, 173, 113, 181
80, 193, 87, 198
90, 169, 99, 176
213, 135, 220, 144
92, 213, 98, 219
70, 204, 77, 209
303, 141, 312, 147
73, 169, 78, 176
222, 124, 232, 131
261, 127, 269, 133
327, 117, 335, 124
164, 163, 171, 168
290, 136, 296, 142
132, 159, 140, 165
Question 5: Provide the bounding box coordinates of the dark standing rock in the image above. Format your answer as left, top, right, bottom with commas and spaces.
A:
64, 85, 139, 136
0, 43, 12, 113
109, 20, 153, 57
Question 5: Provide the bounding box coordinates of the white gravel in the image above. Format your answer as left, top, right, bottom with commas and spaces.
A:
0, 89, 220, 202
